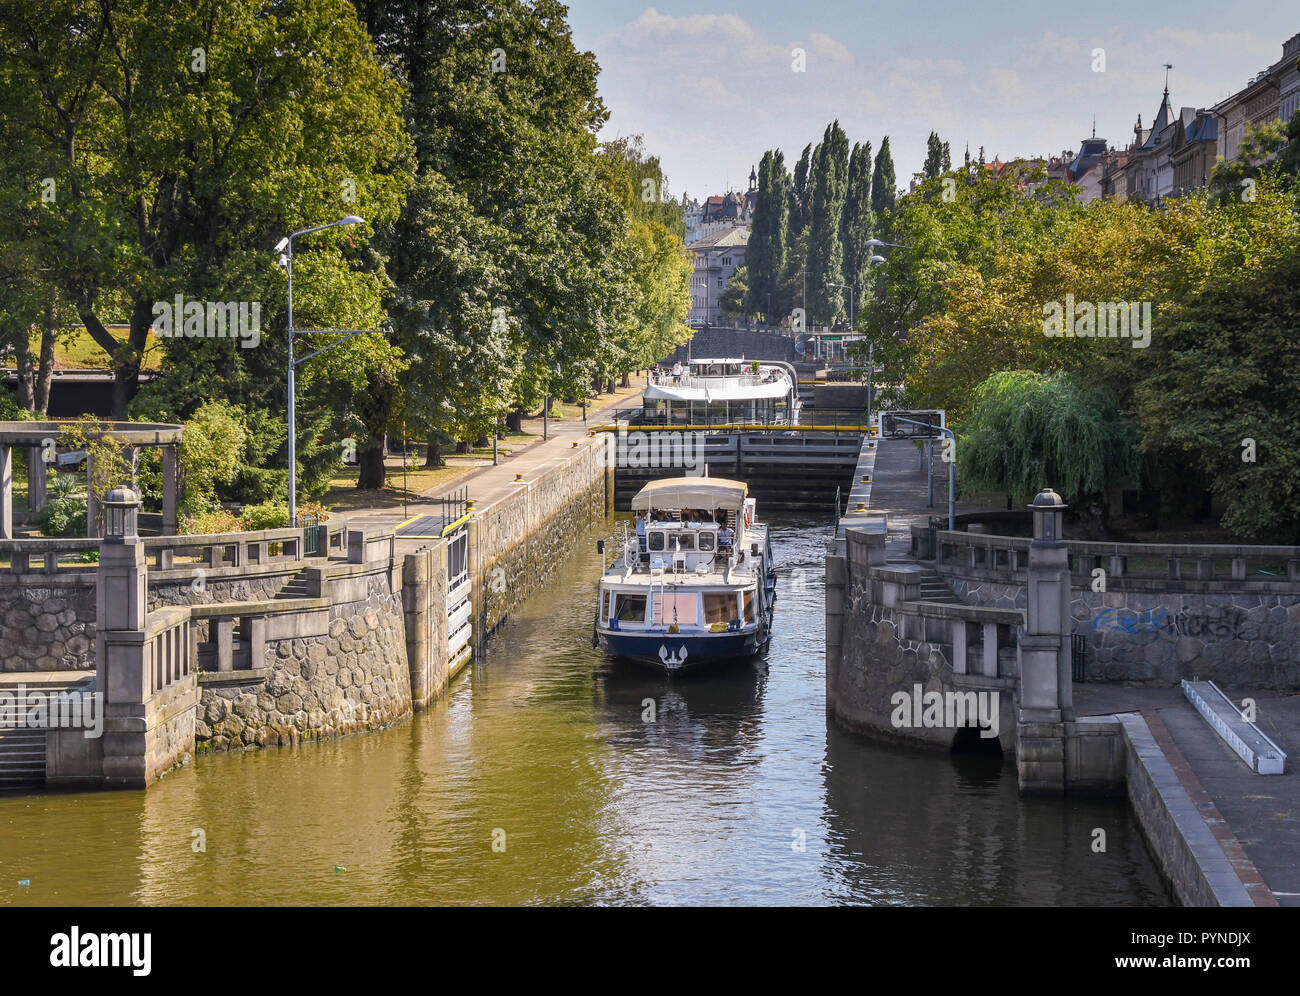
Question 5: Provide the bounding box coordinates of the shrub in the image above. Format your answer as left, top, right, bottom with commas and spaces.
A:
239, 501, 291, 531
37, 475, 87, 537
180, 509, 244, 535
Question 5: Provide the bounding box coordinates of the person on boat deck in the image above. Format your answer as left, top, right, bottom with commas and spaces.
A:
672, 360, 684, 379
718, 523, 734, 551
635, 511, 647, 549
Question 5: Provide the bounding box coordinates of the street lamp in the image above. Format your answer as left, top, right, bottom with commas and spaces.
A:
277, 215, 368, 525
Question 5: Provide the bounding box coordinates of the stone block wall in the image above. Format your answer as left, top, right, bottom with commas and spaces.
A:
0, 577, 95, 671
475, 441, 608, 639
197, 569, 411, 751
828, 532, 1018, 753
945, 576, 1300, 688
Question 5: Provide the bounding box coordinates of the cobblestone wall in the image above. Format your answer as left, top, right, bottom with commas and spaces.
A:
197, 572, 411, 751
0, 578, 95, 671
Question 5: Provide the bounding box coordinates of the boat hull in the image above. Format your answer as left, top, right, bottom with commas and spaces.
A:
597, 628, 766, 671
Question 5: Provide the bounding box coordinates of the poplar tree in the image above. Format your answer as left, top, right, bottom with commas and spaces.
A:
807, 121, 850, 325
840, 142, 875, 319
788, 143, 813, 239
745, 150, 790, 322
924, 132, 945, 179
872, 136, 898, 218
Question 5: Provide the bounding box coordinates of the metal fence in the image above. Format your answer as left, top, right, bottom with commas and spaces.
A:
437, 486, 469, 527
1071, 633, 1087, 682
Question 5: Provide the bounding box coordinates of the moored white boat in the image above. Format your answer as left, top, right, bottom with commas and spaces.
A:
593, 478, 776, 672
639, 357, 799, 425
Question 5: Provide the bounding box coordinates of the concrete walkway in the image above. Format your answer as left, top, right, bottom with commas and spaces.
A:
340, 389, 635, 547
1077, 683, 1298, 906
863, 437, 995, 558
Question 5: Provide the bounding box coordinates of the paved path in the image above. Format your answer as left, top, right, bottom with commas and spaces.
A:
340, 388, 636, 548
1077, 683, 1299, 906
862, 437, 996, 558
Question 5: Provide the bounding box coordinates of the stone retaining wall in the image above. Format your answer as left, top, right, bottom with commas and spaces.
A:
0, 577, 95, 671
945, 576, 1300, 688
474, 441, 608, 640
197, 565, 411, 751
827, 529, 1018, 753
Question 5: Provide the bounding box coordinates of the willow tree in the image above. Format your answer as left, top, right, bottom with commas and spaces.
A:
957, 370, 1138, 519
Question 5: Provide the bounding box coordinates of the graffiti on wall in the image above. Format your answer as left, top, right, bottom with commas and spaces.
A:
1091, 606, 1248, 643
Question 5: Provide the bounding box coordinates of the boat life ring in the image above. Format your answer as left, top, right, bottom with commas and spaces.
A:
744, 508, 752, 529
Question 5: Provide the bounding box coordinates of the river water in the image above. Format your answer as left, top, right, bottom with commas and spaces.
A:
0, 513, 1170, 906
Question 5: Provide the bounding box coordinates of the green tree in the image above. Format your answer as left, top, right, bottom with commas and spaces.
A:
840, 140, 874, 313
958, 370, 1139, 521
1133, 246, 1300, 540
923, 132, 946, 179
788, 142, 813, 239
0, 0, 412, 418
719, 265, 749, 322
745, 150, 789, 322
806, 121, 850, 325
871, 136, 898, 219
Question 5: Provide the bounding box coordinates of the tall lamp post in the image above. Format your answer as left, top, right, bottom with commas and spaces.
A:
276, 214, 371, 526
826, 281, 855, 363
865, 239, 913, 429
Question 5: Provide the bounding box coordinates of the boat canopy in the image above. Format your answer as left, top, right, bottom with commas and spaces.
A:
631, 478, 749, 512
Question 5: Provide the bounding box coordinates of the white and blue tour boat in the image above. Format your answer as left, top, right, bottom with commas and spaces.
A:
594, 478, 776, 671
639, 357, 799, 425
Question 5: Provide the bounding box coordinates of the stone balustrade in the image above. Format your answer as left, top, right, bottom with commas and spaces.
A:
190, 598, 329, 674
915, 525, 1300, 591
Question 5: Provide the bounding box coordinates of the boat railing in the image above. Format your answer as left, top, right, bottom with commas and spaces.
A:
649, 370, 790, 391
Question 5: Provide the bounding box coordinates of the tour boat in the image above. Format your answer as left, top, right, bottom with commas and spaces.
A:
638, 357, 799, 425
593, 478, 776, 671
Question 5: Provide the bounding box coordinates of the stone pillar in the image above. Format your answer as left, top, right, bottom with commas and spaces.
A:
0, 444, 11, 539
27, 446, 47, 518
95, 489, 197, 788
162, 445, 178, 536
1017, 487, 1072, 794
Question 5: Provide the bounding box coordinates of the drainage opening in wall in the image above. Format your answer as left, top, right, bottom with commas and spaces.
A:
951, 725, 1003, 755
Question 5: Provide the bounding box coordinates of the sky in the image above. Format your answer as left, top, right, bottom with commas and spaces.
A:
565, 1, 1299, 200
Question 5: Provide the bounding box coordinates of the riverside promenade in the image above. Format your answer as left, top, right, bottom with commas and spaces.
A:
340, 389, 638, 546
857, 435, 1295, 907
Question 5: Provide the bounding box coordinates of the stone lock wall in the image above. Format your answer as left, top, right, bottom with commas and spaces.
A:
197, 568, 412, 751
475, 441, 608, 639
828, 532, 1019, 753
0, 577, 96, 671
946, 577, 1300, 688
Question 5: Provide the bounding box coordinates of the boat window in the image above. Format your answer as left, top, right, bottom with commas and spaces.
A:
698, 531, 715, 551
652, 592, 699, 626
670, 530, 695, 551
648, 531, 665, 551
600, 590, 610, 623
614, 593, 647, 623
743, 590, 756, 622
703, 592, 736, 623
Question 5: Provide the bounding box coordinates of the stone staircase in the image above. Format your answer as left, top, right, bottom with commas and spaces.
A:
913, 566, 961, 605
0, 728, 45, 788
275, 568, 313, 600
0, 674, 93, 789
